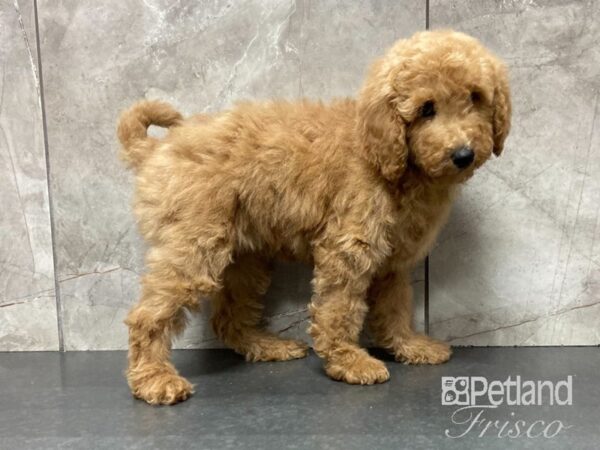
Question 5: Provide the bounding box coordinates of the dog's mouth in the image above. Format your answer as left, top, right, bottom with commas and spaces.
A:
409, 156, 481, 185
406, 142, 493, 185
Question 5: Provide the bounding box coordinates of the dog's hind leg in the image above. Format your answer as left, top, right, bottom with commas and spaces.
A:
125, 240, 231, 405
211, 254, 309, 362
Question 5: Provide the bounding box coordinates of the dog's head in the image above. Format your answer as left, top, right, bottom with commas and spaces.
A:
357, 30, 511, 185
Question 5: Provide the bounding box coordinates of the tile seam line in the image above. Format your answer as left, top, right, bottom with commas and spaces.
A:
424, 0, 430, 336
33, 0, 64, 352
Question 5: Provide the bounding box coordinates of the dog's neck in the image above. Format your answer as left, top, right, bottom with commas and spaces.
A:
395, 166, 458, 206
383, 165, 459, 267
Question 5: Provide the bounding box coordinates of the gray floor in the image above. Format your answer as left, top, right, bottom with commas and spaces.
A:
0, 348, 598, 449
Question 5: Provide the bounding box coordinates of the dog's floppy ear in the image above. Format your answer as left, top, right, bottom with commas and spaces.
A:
491, 61, 512, 156
357, 59, 408, 182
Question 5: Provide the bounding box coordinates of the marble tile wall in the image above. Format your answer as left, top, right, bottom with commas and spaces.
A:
2, 1, 597, 350
36, 0, 424, 350
0, 0, 59, 350
429, 0, 600, 345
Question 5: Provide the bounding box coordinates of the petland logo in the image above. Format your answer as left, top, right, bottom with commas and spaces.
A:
441, 376, 573, 439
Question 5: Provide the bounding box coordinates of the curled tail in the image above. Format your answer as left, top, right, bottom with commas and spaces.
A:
117, 100, 183, 170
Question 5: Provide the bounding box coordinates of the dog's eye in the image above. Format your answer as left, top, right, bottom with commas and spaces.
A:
470, 91, 482, 103
420, 101, 435, 118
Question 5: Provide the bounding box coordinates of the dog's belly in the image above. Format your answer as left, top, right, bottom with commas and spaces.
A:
233, 206, 318, 263
279, 233, 315, 262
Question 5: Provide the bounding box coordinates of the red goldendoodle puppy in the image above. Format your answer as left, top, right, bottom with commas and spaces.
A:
118, 30, 511, 405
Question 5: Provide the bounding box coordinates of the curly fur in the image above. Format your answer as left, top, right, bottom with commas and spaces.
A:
118, 30, 511, 405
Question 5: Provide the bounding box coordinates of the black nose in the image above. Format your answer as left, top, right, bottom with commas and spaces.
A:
451, 146, 475, 169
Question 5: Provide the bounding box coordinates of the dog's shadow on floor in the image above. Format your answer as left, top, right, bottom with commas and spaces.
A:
174, 349, 247, 377
368, 347, 396, 362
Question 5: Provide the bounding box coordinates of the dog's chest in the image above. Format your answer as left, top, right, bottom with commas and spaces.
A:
389, 184, 455, 268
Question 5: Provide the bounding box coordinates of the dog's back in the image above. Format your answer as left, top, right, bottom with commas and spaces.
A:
118, 98, 382, 261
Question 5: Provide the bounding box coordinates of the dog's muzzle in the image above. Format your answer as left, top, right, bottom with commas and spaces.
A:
451, 146, 475, 169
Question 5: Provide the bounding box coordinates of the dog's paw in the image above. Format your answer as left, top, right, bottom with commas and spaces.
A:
245, 338, 309, 362
326, 351, 390, 385
395, 335, 452, 365
130, 371, 194, 405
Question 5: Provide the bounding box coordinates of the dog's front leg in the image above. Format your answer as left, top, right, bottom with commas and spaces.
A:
308, 243, 390, 385
368, 270, 451, 364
